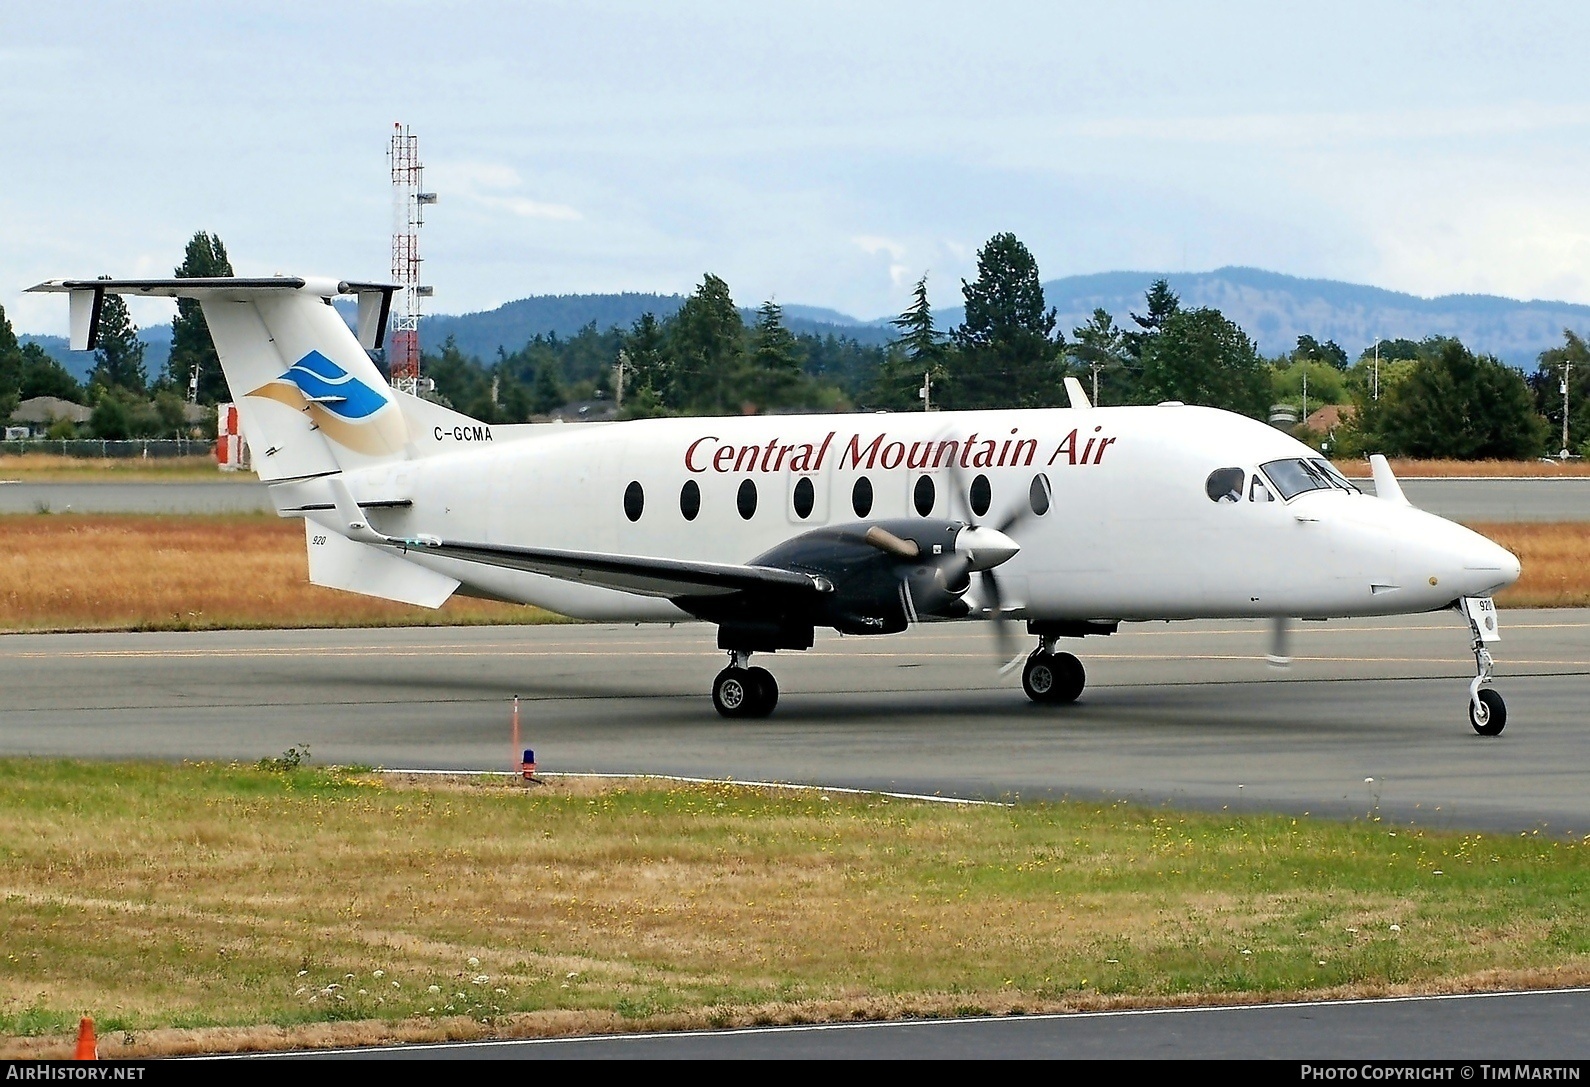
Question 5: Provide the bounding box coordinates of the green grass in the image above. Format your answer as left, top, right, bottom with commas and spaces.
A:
0, 759, 1586, 1055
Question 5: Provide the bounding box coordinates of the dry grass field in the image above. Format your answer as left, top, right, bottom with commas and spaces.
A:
0, 514, 554, 631
1333, 458, 1590, 478
0, 515, 1584, 632
0, 455, 248, 483
0, 762, 1585, 1058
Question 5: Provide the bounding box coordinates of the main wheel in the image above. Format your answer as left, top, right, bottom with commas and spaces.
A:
1022, 652, 1058, 703
746, 666, 778, 717
713, 667, 756, 718
1470, 688, 1507, 736
1052, 652, 1086, 704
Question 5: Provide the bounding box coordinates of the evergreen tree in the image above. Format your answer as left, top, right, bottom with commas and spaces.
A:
90, 292, 147, 395
530, 358, 564, 414
19, 344, 83, 402
1138, 307, 1271, 418
167, 232, 234, 402
748, 300, 804, 410
667, 273, 745, 414
1360, 339, 1548, 459
1069, 308, 1127, 404
1532, 330, 1590, 456
1294, 334, 1349, 370
1123, 279, 1180, 360
0, 302, 22, 420
945, 233, 1065, 409
871, 275, 945, 409
618, 312, 672, 417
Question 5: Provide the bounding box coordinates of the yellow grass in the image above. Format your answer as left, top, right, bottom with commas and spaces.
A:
1333, 458, 1590, 478
0, 514, 557, 631
1, 764, 1587, 1058
1475, 522, 1590, 608
0, 454, 252, 483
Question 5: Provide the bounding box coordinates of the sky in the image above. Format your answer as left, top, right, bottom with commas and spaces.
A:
6, 1, 1590, 335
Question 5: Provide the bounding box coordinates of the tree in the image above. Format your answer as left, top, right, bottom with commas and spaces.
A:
19, 344, 83, 402
1069, 308, 1127, 404
1294, 334, 1349, 370
1361, 339, 1548, 459
1137, 307, 1271, 418
748, 300, 804, 411
870, 275, 945, 410
530, 358, 564, 415
90, 292, 147, 395
166, 232, 234, 402
1123, 279, 1180, 361
0, 302, 21, 420
945, 233, 1065, 409
667, 273, 745, 414
618, 312, 672, 416
1532, 330, 1590, 456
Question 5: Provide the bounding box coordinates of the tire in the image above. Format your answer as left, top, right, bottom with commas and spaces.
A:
1052, 652, 1086, 704
1022, 652, 1057, 703
713, 667, 755, 718
1470, 688, 1506, 736
747, 666, 778, 717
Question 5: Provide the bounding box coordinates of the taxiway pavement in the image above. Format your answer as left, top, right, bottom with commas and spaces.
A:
3, 611, 1588, 833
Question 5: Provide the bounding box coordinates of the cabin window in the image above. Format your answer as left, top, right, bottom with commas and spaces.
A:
737, 478, 758, 520
969, 474, 991, 517
623, 481, 644, 521
852, 476, 873, 517
913, 475, 936, 516
1029, 473, 1051, 516
1205, 467, 1245, 503
792, 476, 815, 519
680, 479, 701, 520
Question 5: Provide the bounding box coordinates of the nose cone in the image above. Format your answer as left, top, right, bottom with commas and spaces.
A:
1464, 535, 1521, 595
956, 525, 1020, 571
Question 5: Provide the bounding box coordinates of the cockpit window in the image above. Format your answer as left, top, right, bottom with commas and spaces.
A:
1260, 458, 1358, 500
1205, 467, 1245, 503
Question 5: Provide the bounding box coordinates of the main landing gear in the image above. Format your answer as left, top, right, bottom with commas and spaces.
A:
712, 651, 779, 719
1021, 636, 1086, 705
1462, 597, 1506, 737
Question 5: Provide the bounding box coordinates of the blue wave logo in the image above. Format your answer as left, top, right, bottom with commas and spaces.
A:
277, 351, 389, 420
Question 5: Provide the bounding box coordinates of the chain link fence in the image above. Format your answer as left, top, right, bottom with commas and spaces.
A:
0, 439, 216, 459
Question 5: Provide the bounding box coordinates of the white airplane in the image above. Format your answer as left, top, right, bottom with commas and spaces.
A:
31, 276, 1522, 732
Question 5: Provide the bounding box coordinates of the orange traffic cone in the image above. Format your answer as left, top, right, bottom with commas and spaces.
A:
73, 1016, 97, 1060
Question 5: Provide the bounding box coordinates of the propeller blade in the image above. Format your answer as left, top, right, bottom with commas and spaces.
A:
864, 525, 920, 559
1266, 615, 1293, 668
979, 569, 1019, 665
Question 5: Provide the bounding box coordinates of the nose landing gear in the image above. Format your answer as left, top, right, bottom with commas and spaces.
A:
1461, 596, 1506, 736
712, 650, 779, 719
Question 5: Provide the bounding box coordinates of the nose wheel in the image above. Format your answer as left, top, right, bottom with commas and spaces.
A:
713, 652, 779, 719
1022, 644, 1085, 704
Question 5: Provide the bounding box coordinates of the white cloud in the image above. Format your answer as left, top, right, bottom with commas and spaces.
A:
430, 161, 582, 222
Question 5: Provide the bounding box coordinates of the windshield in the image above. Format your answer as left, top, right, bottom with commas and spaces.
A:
1261, 458, 1361, 500
1309, 458, 1361, 493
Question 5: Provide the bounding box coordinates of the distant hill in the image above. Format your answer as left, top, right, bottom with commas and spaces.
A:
22, 267, 1590, 379
1004, 267, 1590, 367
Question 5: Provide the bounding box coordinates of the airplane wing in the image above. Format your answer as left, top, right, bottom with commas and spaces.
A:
394, 537, 829, 600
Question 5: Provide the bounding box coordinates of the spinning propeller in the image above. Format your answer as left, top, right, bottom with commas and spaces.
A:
941, 461, 1042, 666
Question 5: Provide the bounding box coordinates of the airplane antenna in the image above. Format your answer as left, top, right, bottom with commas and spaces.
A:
389, 123, 438, 395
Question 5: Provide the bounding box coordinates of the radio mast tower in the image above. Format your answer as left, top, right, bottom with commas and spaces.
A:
388, 123, 437, 393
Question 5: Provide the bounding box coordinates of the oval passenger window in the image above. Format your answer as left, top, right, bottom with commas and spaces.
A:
793, 476, 815, 519
913, 475, 935, 516
1205, 467, 1245, 503
737, 479, 758, 520
679, 479, 701, 521
623, 481, 644, 522
969, 474, 991, 517
1029, 474, 1051, 516
852, 476, 873, 518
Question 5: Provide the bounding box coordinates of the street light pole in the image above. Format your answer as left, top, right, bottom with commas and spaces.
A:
1373, 337, 1381, 402
1562, 357, 1574, 459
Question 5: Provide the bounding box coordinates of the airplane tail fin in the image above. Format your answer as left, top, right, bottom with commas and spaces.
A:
28, 276, 410, 482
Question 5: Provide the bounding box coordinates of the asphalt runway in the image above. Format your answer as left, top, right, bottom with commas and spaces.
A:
266, 990, 1590, 1060
3, 476, 1590, 519
3, 610, 1589, 833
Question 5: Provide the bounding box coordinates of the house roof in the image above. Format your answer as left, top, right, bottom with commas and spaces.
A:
11, 396, 92, 424
1305, 403, 1356, 432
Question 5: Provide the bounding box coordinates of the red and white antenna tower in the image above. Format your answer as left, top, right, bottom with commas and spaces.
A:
388, 123, 437, 393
